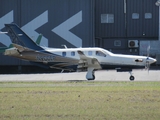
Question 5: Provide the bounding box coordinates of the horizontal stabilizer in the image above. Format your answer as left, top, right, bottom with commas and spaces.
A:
4, 43, 35, 56
12, 43, 35, 52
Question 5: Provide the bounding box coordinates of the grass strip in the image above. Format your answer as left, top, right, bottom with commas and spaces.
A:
0, 81, 160, 120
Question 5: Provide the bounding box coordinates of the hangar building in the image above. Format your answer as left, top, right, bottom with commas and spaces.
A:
0, 0, 159, 73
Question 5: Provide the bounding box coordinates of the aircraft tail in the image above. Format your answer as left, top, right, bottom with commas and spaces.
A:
5, 23, 43, 50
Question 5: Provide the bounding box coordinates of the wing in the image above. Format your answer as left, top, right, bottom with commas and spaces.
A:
77, 50, 102, 71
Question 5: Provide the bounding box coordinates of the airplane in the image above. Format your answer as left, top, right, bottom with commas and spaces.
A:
0, 33, 42, 53
2, 23, 157, 81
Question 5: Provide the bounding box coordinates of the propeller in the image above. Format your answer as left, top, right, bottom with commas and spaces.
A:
145, 45, 150, 73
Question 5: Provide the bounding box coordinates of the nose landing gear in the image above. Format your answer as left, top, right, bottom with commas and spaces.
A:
129, 75, 135, 81
129, 71, 135, 81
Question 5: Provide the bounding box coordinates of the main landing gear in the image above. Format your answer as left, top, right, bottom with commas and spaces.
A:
86, 67, 95, 80
129, 71, 135, 81
86, 68, 135, 81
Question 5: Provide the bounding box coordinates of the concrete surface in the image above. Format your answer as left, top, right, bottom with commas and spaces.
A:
0, 70, 160, 82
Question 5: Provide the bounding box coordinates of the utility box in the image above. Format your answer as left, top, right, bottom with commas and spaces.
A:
128, 40, 139, 48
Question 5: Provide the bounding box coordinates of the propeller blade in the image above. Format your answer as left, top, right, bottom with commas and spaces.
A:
148, 63, 150, 74
145, 60, 149, 69
146, 45, 151, 74
145, 61, 150, 74
147, 45, 150, 57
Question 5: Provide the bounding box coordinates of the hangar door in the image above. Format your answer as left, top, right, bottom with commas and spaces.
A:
126, 0, 159, 39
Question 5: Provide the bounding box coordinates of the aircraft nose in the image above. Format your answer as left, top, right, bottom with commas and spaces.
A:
153, 58, 157, 63
147, 57, 157, 64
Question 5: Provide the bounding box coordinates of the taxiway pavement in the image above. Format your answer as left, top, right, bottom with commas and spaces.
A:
0, 70, 160, 82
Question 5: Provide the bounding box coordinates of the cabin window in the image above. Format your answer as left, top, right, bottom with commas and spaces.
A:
71, 51, 75, 56
96, 51, 106, 57
62, 52, 66, 57
88, 51, 92, 56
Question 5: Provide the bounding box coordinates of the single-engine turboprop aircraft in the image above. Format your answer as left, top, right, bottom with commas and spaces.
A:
3, 23, 156, 81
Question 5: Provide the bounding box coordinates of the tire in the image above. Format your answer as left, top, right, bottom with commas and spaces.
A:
129, 76, 135, 81
87, 75, 95, 80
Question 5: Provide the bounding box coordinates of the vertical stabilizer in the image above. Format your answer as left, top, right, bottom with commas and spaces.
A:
5, 23, 43, 50
36, 34, 42, 45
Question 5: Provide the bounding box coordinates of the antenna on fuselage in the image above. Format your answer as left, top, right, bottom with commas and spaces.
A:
62, 45, 67, 49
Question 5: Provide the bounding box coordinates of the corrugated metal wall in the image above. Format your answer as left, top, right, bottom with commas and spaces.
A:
95, 0, 126, 38
95, 0, 159, 39
0, 0, 95, 65
127, 0, 159, 38
95, 0, 159, 54
0, 0, 159, 67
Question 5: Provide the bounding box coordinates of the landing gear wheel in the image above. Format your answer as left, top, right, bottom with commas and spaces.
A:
92, 74, 95, 80
86, 67, 95, 80
87, 74, 95, 80
129, 76, 135, 81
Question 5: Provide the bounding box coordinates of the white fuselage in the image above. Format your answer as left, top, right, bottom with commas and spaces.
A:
43, 47, 156, 68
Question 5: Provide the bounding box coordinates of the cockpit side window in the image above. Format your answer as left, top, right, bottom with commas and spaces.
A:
88, 51, 92, 56
62, 52, 66, 57
96, 51, 106, 57
71, 51, 75, 56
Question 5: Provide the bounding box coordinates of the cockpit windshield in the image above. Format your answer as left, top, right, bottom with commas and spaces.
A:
101, 49, 113, 56
96, 51, 106, 57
